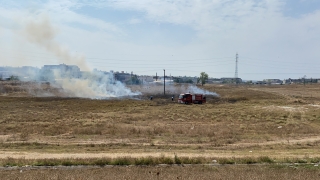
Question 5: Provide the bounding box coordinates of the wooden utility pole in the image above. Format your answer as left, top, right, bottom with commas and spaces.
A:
164, 69, 165, 95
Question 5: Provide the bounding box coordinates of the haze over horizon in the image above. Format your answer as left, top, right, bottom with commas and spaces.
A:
1, 0, 320, 80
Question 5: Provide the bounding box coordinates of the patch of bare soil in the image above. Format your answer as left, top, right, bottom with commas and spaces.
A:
1, 135, 320, 160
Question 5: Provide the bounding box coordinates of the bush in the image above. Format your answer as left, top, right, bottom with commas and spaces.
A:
258, 156, 274, 163
61, 160, 74, 166
112, 157, 132, 165
242, 157, 258, 164
219, 158, 235, 164
94, 158, 111, 166
134, 157, 155, 165
159, 156, 174, 165
174, 154, 182, 164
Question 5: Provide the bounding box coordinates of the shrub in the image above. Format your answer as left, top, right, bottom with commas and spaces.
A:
61, 160, 74, 166
159, 156, 174, 165
219, 158, 235, 164
174, 154, 182, 164
94, 158, 111, 166
242, 157, 258, 164
134, 157, 155, 165
111, 157, 132, 165
258, 156, 274, 163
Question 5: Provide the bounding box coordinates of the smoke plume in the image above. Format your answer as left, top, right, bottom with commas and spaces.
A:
19, 16, 140, 98
133, 83, 219, 97
23, 17, 89, 71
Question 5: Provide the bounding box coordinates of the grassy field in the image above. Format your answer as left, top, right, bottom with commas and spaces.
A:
1, 82, 320, 178
1, 165, 320, 180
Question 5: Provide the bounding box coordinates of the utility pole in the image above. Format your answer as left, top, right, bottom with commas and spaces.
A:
235, 53, 238, 78
164, 69, 165, 95
235, 53, 238, 84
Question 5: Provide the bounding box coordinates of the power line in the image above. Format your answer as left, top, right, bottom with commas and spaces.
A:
2, 55, 319, 73
1, 50, 320, 77
0, 50, 234, 62
3, 54, 320, 70
86, 57, 234, 62
240, 62, 320, 70
240, 56, 318, 65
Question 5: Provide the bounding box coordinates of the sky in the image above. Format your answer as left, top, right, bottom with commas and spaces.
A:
0, 0, 320, 80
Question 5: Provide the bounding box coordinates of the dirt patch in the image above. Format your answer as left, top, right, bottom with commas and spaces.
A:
262, 105, 307, 112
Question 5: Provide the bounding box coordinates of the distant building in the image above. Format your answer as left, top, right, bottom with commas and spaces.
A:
281, 78, 320, 84
91, 69, 114, 83
114, 71, 133, 84
138, 75, 154, 84
0, 67, 17, 80
263, 79, 283, 84
42, 64, 80, 78
0, 66, 40, 80
207, 78, 222, 84
221, 77, 242, 84
173, 76, 197, 84
255, 81, 266, 85
0, 70, 11, 80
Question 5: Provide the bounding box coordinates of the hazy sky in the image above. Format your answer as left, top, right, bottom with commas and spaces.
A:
1, 0, 320, 80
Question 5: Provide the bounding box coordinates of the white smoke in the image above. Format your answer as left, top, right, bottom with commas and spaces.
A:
185, 85, 219, 96
22, 16, 89, 71
52, 70, 140, 98
18, 15, 140, 98
134, 83, 219, 96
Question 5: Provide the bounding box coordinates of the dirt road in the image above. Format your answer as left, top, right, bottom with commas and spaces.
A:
1, 135, 320, 159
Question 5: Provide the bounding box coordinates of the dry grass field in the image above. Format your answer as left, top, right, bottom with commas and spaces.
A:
1, 165, 320, 180
1, 81, 320, 178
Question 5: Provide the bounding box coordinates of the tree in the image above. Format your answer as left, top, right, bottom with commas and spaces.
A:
173, 77, 181, 83
246, 80, 253, 84
199, 72, 208, 86
9, 75, 19, 81
185, 79, 193, 84
126, 75, 140, 85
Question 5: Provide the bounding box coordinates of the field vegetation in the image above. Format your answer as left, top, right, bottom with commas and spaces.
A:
2, 165, 320, 180
1, 82, 320, 178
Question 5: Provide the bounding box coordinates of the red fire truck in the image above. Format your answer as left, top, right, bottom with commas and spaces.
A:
178, 93, 206, 104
